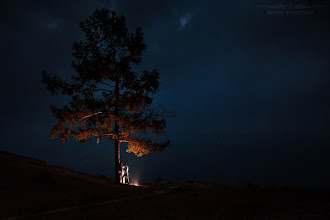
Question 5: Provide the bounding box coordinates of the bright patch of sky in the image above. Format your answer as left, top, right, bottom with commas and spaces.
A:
179, 13, 191, 28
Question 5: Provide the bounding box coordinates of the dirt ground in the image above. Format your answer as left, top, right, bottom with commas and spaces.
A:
1, 150, 330, 220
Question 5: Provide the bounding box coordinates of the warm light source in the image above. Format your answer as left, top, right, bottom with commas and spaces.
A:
129, 180, 140, 186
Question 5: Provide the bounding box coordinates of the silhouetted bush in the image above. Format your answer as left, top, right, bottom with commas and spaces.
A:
247, 182, 261, 189
154, 177, 163, 183
185, 177, 195, 183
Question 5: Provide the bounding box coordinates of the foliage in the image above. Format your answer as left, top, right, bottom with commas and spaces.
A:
42, 9, 171, 157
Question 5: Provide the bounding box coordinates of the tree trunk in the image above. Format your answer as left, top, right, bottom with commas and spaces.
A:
114, 78, 121, 184
114, 135, 120, 184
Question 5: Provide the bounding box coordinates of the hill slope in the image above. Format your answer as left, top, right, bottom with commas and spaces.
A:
1, 150, 330, 219
0, 150, 149, 218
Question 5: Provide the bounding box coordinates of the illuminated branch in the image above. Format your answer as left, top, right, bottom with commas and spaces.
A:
119, 140, 129, 143
80, 112, 103, 120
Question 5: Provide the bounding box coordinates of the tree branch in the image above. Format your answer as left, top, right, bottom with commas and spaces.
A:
119, 140, 129, 143
80, 112, 103, 120
100, 81, 115, 88
95, 87, 112, 93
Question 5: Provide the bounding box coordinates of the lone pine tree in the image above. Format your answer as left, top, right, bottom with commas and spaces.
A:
42, 9, 170, 184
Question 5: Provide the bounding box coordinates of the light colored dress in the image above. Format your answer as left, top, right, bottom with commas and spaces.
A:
121, 165, 129, 184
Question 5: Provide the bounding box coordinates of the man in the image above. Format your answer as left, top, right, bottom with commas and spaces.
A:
121, 162, 129, 184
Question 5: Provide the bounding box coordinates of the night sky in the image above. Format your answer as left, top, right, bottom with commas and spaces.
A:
1, 0, 330, 188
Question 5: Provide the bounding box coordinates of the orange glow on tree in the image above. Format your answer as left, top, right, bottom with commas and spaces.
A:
127, 141, 149, 157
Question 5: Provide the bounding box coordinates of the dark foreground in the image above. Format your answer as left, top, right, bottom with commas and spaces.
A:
0, 151, 329, 220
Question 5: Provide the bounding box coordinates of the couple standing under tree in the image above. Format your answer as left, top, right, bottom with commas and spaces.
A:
121, 163, 129, 184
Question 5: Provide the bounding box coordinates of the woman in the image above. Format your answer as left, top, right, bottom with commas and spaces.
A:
121, 162, 129, 184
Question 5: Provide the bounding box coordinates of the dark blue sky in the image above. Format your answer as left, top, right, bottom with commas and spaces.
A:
1, 0, 330, 188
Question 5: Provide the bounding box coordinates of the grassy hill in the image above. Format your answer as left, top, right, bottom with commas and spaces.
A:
1, 150, 330, 219
0, 150, 150, 219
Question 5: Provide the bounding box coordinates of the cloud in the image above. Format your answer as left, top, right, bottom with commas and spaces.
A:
179, 13, 191, 28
